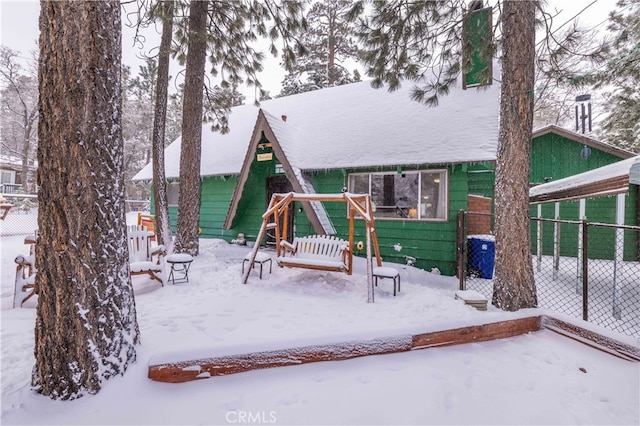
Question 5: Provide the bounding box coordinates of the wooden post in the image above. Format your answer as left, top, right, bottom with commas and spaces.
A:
348, 207, 355, 275
366, 222, 374, 303
365, 195, 382, 267
244, 196, 280, 284
456, 209, 465, 290
370, 230, 382, 267
282, 205, 289, 249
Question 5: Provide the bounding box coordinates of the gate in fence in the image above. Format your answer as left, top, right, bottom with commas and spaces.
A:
457, 211, 640, 338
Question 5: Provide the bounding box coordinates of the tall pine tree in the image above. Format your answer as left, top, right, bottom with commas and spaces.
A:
279, 0, 361, 97
171, 0, 306, 255
174, 0, 207, 256
35, 0, 138, 399
350, 0, 541, 310
150, 0, 175, 253
597, 0, 640, 153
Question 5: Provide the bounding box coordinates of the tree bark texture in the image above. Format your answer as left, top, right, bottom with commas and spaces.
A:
492, 0, 538, 310
152, 0, 175, 254
35, 0, 139, 400
174, 0, 208, 256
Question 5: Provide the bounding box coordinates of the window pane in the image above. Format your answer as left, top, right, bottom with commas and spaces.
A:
394, 173, 418, 218
348, 170, 446, 221
371, 173, 418, 218
420, 171, 445, 219
350, 174, 369, 194
1, 170, 15, 184
167, 182, 180, 206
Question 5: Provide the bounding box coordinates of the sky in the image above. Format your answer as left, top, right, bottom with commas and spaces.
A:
1, 211, 639, 425
0, 0, 622, 102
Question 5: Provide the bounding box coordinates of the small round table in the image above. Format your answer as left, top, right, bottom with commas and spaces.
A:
166, 253, 194, 285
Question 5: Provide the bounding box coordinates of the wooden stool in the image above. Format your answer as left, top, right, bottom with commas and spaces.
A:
242, 252, 272, 279
166, 253, 194, 284
373, 266, 400, 296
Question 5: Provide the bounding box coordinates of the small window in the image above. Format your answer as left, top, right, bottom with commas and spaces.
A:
167, 182, 180, 206
348, 169, 448, 221
1, 170, 15, 185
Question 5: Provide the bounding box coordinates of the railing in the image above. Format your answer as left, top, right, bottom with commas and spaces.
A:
458, 211, 640, 338
0, 183, 22, 194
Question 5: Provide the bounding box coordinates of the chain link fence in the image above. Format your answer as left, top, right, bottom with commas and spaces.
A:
0, 196, 149, 237
459, 211, 640, 338
0, 194, 38, 236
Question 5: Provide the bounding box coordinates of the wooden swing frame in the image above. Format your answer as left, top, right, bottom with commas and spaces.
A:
242, 192, 382, 302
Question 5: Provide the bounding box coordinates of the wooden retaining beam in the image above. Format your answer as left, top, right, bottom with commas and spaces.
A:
149, 335, 413, 383
541, 316, 640, 362
148, 315, 639, 383
411, 315, 541, 349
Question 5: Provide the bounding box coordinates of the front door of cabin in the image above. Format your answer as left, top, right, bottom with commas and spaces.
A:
266, 176, 294, 245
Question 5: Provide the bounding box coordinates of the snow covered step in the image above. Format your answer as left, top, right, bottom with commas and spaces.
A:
455, 290, 488, 311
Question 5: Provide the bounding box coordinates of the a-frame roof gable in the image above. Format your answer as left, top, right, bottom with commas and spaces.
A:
223, 109, 326, 234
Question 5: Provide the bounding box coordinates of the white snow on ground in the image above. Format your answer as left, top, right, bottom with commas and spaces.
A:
1, 216, 639, 425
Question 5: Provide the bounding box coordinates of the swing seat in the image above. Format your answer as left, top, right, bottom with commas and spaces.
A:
277, 235, 350, 273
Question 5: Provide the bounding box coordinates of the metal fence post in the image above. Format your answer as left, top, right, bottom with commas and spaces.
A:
457, 210, 466, 291
553, 202, 560, 280
536, 205, 542, 272
582, 220, 589, 321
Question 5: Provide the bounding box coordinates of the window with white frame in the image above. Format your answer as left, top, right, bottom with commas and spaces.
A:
1, 170, 16, 185
348, 169, 448, 221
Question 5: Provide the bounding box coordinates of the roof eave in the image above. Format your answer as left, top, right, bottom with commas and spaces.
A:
532, 125, 636, 159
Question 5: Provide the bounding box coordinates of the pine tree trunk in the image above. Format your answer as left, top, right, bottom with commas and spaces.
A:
34, 0, 139, 400
174, 0, 207, 256
152, 0, 175, 254
492, 0, 537, 311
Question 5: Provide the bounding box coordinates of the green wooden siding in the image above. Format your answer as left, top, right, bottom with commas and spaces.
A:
150, 131, 636, 274
199, 175, 238, 239
467, 162, 495, 199
301, 165, 469, 275
531, 133, 624, 184
530, 191, 639, 261
530, 133, 638, 261
155, 162, 481, 275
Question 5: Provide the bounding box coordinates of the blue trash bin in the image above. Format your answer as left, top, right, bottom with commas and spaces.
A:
467, 235, 495, 279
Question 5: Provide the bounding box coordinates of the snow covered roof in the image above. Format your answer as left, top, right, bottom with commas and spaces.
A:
133, 77, 500, 181
530, 156, 640, 204
223, 109, 336, 234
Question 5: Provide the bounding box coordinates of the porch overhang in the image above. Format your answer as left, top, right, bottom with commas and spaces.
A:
530, 156, 640, 204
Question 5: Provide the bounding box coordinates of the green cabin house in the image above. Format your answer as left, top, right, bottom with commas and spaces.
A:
134, 78, 501, 275
134, 80, 638, 275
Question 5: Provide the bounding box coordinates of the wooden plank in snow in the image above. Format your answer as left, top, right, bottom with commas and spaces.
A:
148, 315, 639, 383
411, 316, 541, 349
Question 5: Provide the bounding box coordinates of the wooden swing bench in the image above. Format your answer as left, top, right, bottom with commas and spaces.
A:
243, 192, 383, 303
278, 235, 350, 272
